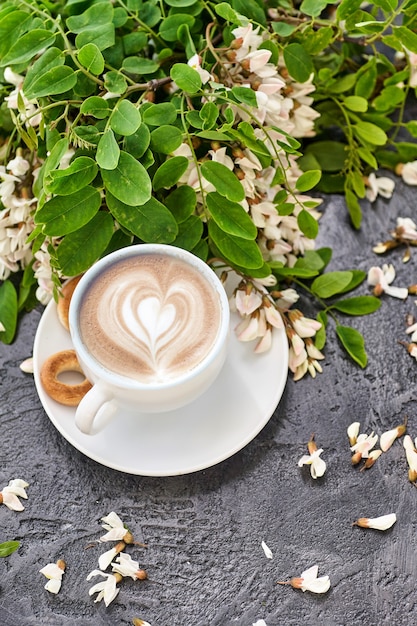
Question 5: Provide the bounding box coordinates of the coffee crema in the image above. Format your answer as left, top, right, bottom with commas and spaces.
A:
78, 254, 222, 383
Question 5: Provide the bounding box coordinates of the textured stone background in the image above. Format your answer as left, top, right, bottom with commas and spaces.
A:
1, 179, 417, 626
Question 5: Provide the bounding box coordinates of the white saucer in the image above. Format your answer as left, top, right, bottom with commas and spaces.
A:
33, 299, 288, 476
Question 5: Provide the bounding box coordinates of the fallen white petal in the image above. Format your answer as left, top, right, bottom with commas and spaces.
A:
19, 357, 34, 373
380, 428, 399, 452
261, 541, 273, 559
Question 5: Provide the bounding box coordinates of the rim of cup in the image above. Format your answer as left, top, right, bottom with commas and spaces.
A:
68, 244, 230, 390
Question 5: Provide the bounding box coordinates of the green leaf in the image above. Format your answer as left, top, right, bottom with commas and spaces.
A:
35, 186, 101, 236
330, 296, 381, 316
304, 141, 347, 172
107, 192, 178, 243
142, 102, 177, 126
208, 220, 264, 270
393, 25, 417, 54
124, 123, 150, 158
150, 125, 183, 154
110, 100, 141, 136
102, 151, 151, 205
231, 86, 258, 107
283, 43, 314, 82
270, 265, 319, 279
0, 30, 56, 67
75, 24, 115, 52
159, 14, 195, 41
67, 2, 114, 32
57, 212, 114, 275
199, 102, 218, 130
338, 269, 366, 293
300, 0, 329, 16
0, 11, 32, 58
336, 325, 368, 368
80, 96, 109, 119
297, 209, 319, 239
24, 65, 77, 99
215, 2, 242, 23
0, 541, 20, 557
345, 189, 362, 229
271, 22, 296, 37
0, 281, 18, 344
152, 156, 189, 190
170, 63, 202, 94
45, 157, 98, 195
201, 161, 245, 202
353, 121, 388, 146
172, 215, 203, 250
104, 71, 127, 95
311, 271, 353, 298
122, 56, 160, 75
314, 310, 327, 351
296, 170, 321, 192
374, 0, 397, 10
165, 185, 196, 222
206, 192, 257, 239
344, 96, 368, 112
78, 43, 105, 75
23, 47, 64, 97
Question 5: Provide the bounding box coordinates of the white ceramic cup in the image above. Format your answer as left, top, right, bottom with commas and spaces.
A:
69, 244, 230, 435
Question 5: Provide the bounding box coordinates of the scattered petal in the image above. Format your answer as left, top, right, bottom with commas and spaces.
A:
39, 560, 65, 594
87, 570, 120, 606
347, 422, 360, 446
353, 513, 397, 531
19, 357, 34, 373
261, 541, 273, 559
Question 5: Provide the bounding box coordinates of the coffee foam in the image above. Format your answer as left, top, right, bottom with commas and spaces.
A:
78, 254, 222, 383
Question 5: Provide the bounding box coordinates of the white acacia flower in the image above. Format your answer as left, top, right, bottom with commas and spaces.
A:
98, 547, 118, 571
350, 432, 378, 459
397, 160, 417, 185
0, 478, 29, 511
39, 561, 65, 594
365, 173, 395, 202
353, 513, 397, 531
19, 357, 34, 373
367, 264, 408, 299
406, 321, 417, 342
347, 421, 361, 446
100, 511, 127, 542
395, 217, 417, 242
380, 420, 407, 452
111, 552, 147, 580
403, 435, 417, 480
235, 285, 262, 315
261, 541, 273, 559
187, 54, 212, 84
133, 621, 152, 626
277, 564, 330, 594
253, 621, 268, 626
87, 570, 120, 606
288, 310, 322, 338
298, 439, 326, 479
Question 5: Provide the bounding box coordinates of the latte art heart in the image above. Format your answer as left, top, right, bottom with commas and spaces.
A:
78, 254, 222, 382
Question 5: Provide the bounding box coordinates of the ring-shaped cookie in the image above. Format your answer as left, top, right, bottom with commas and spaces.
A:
40, 349, 92, 406
57, 275, 83, 330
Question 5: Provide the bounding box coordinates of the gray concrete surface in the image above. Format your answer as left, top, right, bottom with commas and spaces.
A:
1, 181, 417, 626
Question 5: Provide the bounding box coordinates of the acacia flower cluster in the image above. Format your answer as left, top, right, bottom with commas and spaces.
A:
348, 418, 407, 470
86, 512, 148, 609
373, 216, 417, 263
0, 478, 29, 511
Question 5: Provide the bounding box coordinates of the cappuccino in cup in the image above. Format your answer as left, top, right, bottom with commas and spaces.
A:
78, 254, 222, 383
69, 244, 230, 434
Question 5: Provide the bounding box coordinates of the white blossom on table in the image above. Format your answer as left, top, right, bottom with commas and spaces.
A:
39, 560, 66, 594
353, 513, 397, 531
86, 570, 120, 606
277, 564, 330, 593
367, 263, 408, 299
0, 479, 29, 511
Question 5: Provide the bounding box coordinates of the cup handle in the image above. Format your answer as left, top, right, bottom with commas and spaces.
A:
75, 381, 118, 435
